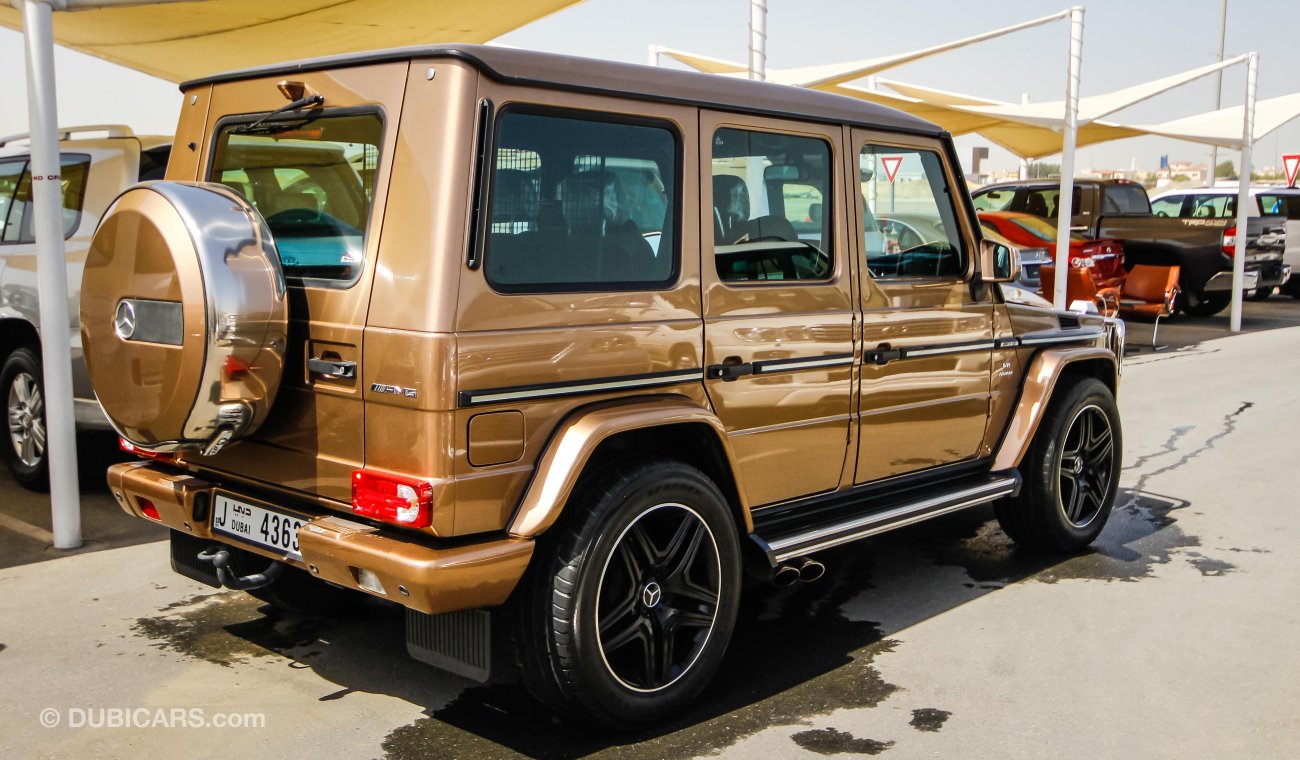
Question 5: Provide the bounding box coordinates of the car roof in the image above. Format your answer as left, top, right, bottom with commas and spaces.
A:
181, 44, 945, 139
0, 134, 169, 160
1151, 186, 1300, 197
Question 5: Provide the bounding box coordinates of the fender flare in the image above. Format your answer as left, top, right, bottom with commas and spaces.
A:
991, 346, 1118, 471
506, 397, 749, 538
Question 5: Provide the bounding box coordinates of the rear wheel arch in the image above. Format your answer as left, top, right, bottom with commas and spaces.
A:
507, 400, 751, 539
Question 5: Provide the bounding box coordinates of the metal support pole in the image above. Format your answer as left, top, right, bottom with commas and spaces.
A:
647, 44, 662, 67
1019, 94, 1031, 180
748, 0, 766, 81
1229, 52, 1257, 333
1209, 0, 1227, 184
1053, 6, 1084, 311
21, 0, 81, 549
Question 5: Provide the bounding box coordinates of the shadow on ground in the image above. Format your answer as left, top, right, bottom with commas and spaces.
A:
130, 481, 1227, 760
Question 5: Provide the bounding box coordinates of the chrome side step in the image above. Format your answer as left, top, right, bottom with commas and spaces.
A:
752, 474, 1020, 564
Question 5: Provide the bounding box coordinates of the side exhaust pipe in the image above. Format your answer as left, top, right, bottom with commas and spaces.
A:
771, 556, 825, 586
796, 557, 825, 583
772, 564, 800, 586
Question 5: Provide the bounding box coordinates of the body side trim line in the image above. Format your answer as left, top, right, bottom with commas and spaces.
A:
458, 368, 704, 407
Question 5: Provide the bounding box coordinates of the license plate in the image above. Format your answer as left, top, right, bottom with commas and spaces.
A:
211, 494, 306, 561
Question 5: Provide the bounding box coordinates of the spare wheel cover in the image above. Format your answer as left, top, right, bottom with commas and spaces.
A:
81, 181, 287, 454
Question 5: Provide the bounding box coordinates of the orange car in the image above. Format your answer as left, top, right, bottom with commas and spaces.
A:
978, 211, 1125, 290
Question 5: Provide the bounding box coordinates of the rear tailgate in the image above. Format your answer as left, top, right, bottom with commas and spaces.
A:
171, 64, 409, 505
1096, 214, 1229, 293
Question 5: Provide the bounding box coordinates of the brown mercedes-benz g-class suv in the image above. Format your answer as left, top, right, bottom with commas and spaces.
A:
81, 45, 1123, 728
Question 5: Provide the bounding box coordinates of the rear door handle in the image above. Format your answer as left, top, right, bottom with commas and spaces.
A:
706, 358, 754, 382
308, 357, 356, 378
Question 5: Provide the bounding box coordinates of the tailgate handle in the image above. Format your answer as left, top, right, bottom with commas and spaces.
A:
308, 357, 357, 379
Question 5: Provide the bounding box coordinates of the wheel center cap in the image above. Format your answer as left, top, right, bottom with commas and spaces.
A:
1073, 459, 1084, 474
641, 581, 662, 609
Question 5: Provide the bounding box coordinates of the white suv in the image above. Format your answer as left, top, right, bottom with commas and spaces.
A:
0, 125, 170, 488
1150, 186, 1299, 299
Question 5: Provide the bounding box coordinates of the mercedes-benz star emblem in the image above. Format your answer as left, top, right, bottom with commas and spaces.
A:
114, 300, 137, 340
641, 581, 662, 609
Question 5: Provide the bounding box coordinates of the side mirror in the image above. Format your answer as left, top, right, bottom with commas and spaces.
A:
977, 238, 1021, 283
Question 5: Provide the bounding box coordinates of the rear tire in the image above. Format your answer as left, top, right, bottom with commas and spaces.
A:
1247, 286, 1273, 301
996, 377, 1122, 551
1180, 289, 1230, 317
507, 457, 741, 729
2, 347, 49, 491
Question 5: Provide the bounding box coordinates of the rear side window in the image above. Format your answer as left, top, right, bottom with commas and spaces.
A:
0, 159, 24, 243
485, 110, 678, 292
1258, 194, 1300, 220
210, 112, 383, 283
1102, 184, 1151, 214
0, 154, 91, 244
860, 145, 965, 279
711, 128, 833, 283
1188, 194, 1235, 218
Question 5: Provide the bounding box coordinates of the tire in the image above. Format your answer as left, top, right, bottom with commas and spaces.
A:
1180, 289, 1230, 317
2, 347, 49, 491
996, 377, 1122, 551
508, 457, 742, 729
1247, 286, 1273, 301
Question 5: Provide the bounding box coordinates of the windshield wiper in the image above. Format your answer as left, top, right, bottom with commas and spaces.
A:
233, 94, 325, 135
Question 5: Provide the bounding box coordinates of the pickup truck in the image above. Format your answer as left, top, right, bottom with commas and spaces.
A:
972, 178, 1288, 316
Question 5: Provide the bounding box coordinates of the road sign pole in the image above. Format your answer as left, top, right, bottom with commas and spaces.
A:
1053, 6, 1085, 311
20, 0, 81, 549
1230, 52, 1257, 334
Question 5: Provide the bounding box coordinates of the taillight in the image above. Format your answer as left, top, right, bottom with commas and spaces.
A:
351, 470, 433, 528
1223, 226, 1237, 257
119, 438, 176, 463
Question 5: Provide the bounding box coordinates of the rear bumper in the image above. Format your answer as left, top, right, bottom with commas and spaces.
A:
107, 462, 533, 614
1202, 270, 1261, 292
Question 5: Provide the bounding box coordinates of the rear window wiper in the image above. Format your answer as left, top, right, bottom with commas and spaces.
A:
233, 94, 325, 135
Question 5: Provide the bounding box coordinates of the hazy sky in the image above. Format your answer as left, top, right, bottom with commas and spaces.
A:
1, 0, 1295, 174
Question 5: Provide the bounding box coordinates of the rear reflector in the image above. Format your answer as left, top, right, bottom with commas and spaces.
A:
351, 470, 433, 528
138, 498, 160, 521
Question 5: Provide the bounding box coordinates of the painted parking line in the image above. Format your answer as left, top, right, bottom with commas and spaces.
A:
0, 511, 54, 544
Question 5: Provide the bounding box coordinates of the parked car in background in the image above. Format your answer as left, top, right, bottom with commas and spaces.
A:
972, 178, 1287, 315
980, 225, 1051, 293
0, 125, 171, 488
977, 210, 1124, 291
81, 44, 1123, 728
1150, 185, 1299, 298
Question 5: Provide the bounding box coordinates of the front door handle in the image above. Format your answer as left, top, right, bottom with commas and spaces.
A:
308, 357, 356, 379
706, 357, 754, 382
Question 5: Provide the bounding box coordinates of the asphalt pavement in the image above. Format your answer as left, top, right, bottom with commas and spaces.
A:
1, 298, 1298, 759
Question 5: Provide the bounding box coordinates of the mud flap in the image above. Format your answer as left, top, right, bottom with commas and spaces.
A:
406, 609, 492, 682
169, 530, 220, 588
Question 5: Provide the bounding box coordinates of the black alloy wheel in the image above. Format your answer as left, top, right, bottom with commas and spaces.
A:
595, 503, 721, 692
1056, 404, 1116, 530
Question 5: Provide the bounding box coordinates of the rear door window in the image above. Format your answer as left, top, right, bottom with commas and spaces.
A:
860, 145, 965, 279
0, 154, 91, 243
710, 128, 833, 283
209, 112, 383, 284
1150, 195, 1185, 217
1188, 194, 1235, 218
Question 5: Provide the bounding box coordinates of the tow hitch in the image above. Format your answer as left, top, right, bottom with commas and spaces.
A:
197, 546, 286, 591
